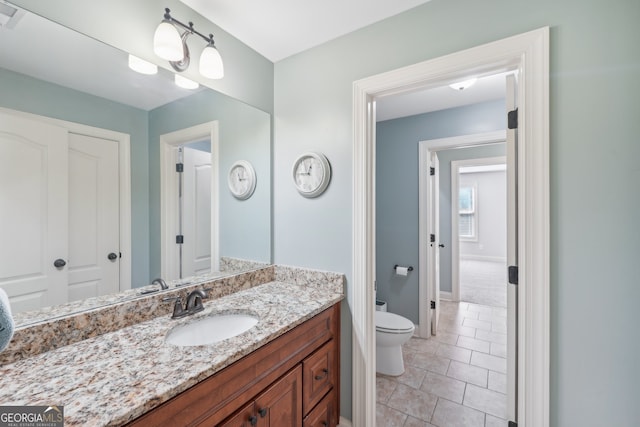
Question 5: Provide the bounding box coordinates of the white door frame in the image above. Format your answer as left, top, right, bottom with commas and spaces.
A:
418, 133, 506, 339
352, 27, 549, 427
0, 107, 132, 292
450, 154, 507, 303
160, 121, 220, 279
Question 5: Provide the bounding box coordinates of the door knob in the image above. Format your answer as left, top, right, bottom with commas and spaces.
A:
107, 252, 118, 261
53, 258, 66, 268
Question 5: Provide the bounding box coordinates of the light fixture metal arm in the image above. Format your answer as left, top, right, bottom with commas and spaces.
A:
163, 8, 216, 46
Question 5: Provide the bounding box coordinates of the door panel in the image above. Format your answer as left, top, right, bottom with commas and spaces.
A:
429, 152, 441, 336
0, 112, 68, 312
182, 146, 212, 277
67, 133, 120, 301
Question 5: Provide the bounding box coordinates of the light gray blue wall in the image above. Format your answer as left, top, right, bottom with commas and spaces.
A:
376, 101, 505, 323
0, 67, 151, 287
148, 90, 272, 278
437, 144, 507, 293
274, 0, 640, 423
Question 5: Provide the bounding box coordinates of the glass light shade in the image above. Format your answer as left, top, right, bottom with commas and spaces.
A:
199, 45, 224, 79
128, 55, 158, 75
174, 74, 199, 90
153, 20, 183, 61
449, 78, 478, 91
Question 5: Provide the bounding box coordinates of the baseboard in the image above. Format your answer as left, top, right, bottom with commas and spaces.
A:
460, 255, 507, 263
338, 416, 352, 427
440, 291, 453, 300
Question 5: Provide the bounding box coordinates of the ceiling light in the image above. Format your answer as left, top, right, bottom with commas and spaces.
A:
449, 78, 478, 91
174, 74, 199, 90
128, 55, 158, 75
153, 8, 224, 80
199, 40, 224, 79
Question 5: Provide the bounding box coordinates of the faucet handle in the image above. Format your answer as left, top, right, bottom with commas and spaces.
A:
162, 296, 188, 319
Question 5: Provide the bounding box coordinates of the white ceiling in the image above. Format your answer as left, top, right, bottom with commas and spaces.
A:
179, 0, 433, 62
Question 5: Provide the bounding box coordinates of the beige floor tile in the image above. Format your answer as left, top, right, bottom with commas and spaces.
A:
488, 371, 507, 394
377, 375, 398, 403
470, 352, 507, 374
491, 321, 507, 334
462, 318, 493, 331
377, 403, 408, 427
432, 331, 459, 346
410, 352, 451, 376
485, 414, 509, 427
431, 398, 485, 427
436, 343, 472, 363
403, 416, 437, 427
420, 371, 466, 404
475, 329, 507, 345
386, 384, 438, 422
465, 304, 494, 315
405, 337, 439, 354
441, 323, 477, 338
462, 310, 480, 320
447, 360, 488, 388
491, 307, 507, 318
463, 384, 508, 419
457, 336, 491, 353
490, 342, 507, 358
394, 365, 428, 389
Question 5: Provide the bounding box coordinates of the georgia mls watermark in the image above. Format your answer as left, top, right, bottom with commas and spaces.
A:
0, 406, 63, 427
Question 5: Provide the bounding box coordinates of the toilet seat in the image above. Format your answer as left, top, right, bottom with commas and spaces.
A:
375, 311, 414, 334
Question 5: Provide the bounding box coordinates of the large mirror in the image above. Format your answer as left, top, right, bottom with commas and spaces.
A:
0, 4, 272, 323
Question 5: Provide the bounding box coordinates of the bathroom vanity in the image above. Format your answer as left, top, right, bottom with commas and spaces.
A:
0, 266, 344, 426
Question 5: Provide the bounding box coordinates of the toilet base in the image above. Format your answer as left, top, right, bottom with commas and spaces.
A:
376, 344, 405, 376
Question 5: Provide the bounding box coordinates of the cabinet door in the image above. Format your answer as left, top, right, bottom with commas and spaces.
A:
303, 340, 335, 415
255, 366, 302, 427
218, 401, 256, 427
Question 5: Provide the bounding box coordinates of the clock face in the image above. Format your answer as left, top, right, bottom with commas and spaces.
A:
228, 161, 256, 200
292, 152, 331, 197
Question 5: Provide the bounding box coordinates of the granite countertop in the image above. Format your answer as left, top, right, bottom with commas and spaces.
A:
0, 280, 343, 426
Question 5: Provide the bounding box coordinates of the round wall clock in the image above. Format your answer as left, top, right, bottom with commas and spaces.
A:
292, 152, 331, 198
228, 160, 256, 200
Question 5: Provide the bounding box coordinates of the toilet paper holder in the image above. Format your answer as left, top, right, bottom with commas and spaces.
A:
394, 264, 413, 272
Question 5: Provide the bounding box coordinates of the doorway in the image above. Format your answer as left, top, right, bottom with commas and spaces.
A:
160, 121, 219, 281
352, 28, 550, 427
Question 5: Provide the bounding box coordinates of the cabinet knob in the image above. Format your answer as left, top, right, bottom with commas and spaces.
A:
314, 368, 329, 380
258, 407, 268, 417
249, 415, 258, 426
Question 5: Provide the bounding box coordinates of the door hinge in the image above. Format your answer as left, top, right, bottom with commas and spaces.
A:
430, 300, 436, 309
508, 422, 518, 427
176, 162, 184, 173
176, 235, 184, 244
508, 265, 519, 285
430, 234, 436, 243
508, 108, 518, 129
430, 166, 435, 176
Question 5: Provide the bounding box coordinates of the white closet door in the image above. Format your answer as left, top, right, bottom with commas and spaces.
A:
0, 112, 68, 313
67, 133, 120, 302
182, 147, 212, 277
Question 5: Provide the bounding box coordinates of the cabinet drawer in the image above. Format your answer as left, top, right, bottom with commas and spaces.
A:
303, 389, 336, 427
302, 339, 335, 415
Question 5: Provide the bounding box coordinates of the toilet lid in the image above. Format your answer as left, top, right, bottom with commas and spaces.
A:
375, 311, 414, 333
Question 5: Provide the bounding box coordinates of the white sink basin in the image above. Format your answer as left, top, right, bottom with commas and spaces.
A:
165, 313, 259, 347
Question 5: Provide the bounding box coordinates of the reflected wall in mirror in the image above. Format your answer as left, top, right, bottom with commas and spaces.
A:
0, 4, 272, 320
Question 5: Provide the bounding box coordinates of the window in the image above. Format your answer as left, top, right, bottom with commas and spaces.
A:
459, 185, 477, 240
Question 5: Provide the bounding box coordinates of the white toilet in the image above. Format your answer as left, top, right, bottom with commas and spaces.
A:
375, 303, 415, 376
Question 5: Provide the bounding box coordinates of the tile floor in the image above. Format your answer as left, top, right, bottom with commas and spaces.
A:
376, 300, 509, 427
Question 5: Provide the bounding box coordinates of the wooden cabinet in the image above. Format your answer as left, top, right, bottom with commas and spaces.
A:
127, 303, 340, 427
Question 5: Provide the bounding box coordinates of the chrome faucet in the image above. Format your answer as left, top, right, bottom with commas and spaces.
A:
185, 289, 206, 314
152, 278, 168, 290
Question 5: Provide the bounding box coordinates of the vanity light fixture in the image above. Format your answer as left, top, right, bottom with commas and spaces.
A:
174, 74, 199, 89
128, 55, 158, 75
449, 77, 478, 91
153, 8, 224, 79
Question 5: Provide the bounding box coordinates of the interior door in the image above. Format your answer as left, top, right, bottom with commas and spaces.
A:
0, 112, 68, 313
506, 73, 519, 422
182, 146, 212, 277
430, 152, 441, 335
67, 133, 120, 302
